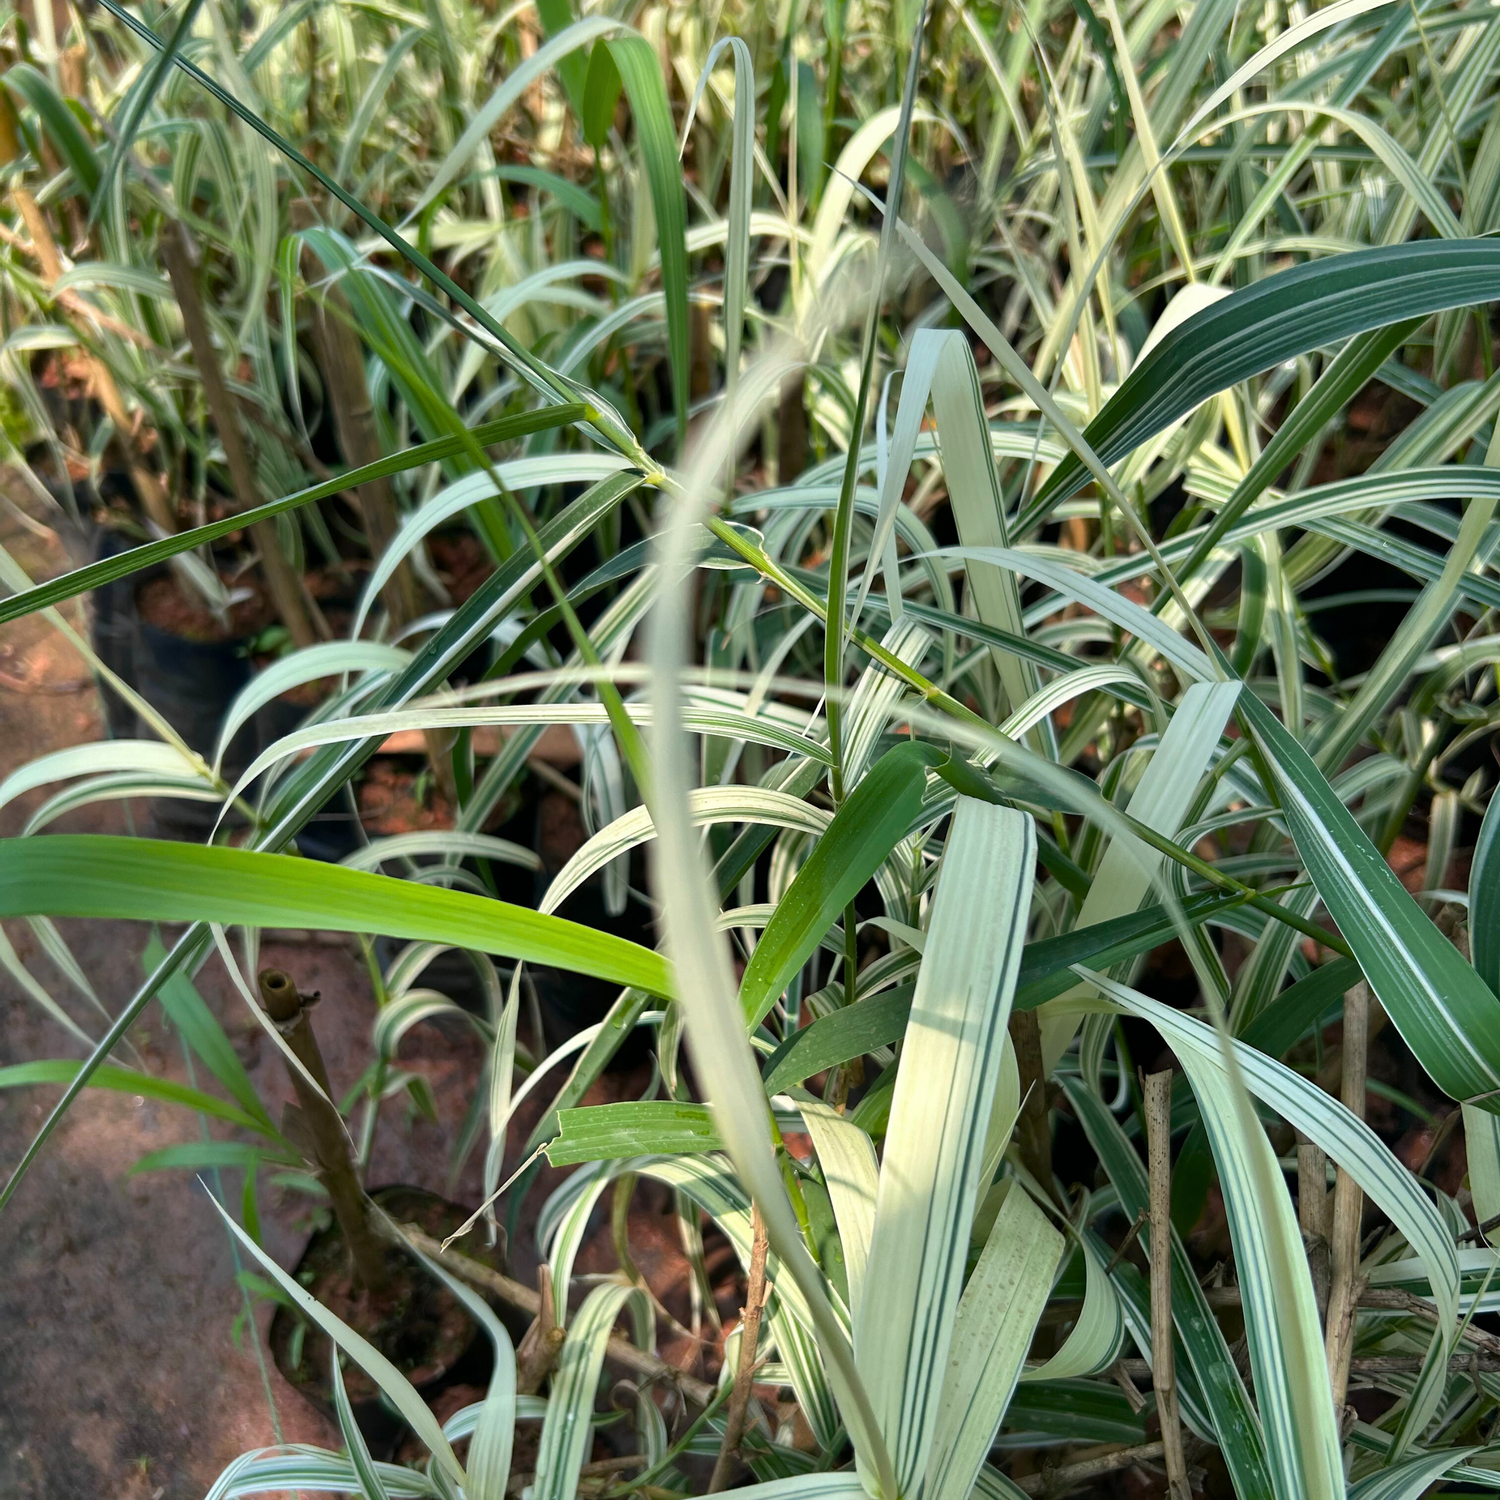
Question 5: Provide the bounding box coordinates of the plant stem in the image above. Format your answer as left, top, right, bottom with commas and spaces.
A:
709, 1204, 769, 1492
257, 967, 389, 1292
159, 222, 318, 648
1145, 1069, 1190, 1500
515, 1264, 567, 1393
1009, 1009, 1052, 1195
1298, 1134, 1331, 1324
1013, 1439, 1167, 1495
1325, 980, 1368, 1410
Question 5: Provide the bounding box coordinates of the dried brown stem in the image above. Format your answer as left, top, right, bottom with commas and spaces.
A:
1013, 1440, 1167, 1495
515, 1263, 567, 1394
709, 1204, 770, 1492
160, 223, 317, 647
1326, 982, 1368, 1410
1145, 1069, 1190, 1500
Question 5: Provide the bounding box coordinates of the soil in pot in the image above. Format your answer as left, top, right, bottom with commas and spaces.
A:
268, 1185, 496, 1455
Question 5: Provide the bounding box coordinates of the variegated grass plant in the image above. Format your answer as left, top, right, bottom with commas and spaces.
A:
4, 0, 1500, 1497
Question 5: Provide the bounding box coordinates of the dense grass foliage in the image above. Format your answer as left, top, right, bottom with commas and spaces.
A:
4, 0, 1500, 1496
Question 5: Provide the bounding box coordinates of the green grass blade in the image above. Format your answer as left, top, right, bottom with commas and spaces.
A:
684, 38, 754, 400
608, 35, 690, 448
1030, 241, 1500, 521
1236, 687, 1500, 1104
1173, 320, 1419, 585
0, 837, 673, 997
738, 741, 941, 1030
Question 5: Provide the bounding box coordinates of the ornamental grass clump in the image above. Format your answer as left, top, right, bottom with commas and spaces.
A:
3, 0, 1500, 1497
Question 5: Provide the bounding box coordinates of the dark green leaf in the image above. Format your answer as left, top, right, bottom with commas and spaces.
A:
581, 43, 623, 150
739, 741, 944, 1029
1030, 241, 1500, 524
762, 984, 915, 1095
0, 836, 673, 997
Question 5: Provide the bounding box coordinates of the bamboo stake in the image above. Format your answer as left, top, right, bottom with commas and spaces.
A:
1326, 981, 1369, 1410
1146, 1069, 1191, 1500
159, 222, 318, 647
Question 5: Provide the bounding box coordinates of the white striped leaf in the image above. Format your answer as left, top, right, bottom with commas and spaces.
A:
1039, 680, 1240, 1072
330, 1354, 391, 1500
531, 1281, 649, 1500
856, 799, 1034, 1494
1237, 688, 1500, 1106
923, 1181, 1063, 1500
214, 641, 411, 772
798, 1097, 880, 1319
1019, 1228, 1125, 1382
541, 787, 831, 917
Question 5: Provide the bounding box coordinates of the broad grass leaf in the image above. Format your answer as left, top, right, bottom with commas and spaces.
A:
857, 800, 1034, 1494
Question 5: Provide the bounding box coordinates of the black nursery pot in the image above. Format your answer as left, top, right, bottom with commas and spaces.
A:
131, 616, 254, 838
268, 1186, 495, 1457
88, 524, 142, 741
